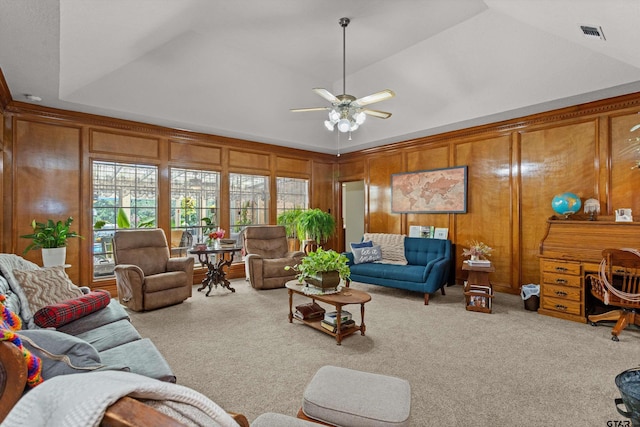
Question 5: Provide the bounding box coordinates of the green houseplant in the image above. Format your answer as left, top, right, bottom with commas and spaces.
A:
286, 248, 350, 290
21, 217, 83, 266
296, 208, 336, 245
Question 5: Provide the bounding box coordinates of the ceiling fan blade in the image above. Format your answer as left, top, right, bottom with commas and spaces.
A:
312, 88, 339, 104
363, 109, 392, 119
290, 107, 330, 113
353, 89, 395, 107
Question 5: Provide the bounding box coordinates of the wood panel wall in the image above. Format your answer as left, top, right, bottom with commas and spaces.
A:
338, 94, 640, 294
0, 99, 336, 294
1, 68, 639, 297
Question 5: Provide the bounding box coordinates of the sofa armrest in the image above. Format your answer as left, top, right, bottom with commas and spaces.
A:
423, 257, 450, 289
0, 341, 27, 423
342, 251, 355, 266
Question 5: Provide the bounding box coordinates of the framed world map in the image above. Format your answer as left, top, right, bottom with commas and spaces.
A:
391, 166, 467, 213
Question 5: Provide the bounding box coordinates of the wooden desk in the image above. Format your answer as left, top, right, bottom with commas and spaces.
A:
538, 217, 640, 323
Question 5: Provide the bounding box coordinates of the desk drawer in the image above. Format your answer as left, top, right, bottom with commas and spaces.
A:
542, 272, 582, 288
542, 284, 581, 301
541, 260, 581, 275
541, 296, 582, 316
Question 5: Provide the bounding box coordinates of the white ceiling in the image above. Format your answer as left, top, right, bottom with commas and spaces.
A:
1, 0, 640, 154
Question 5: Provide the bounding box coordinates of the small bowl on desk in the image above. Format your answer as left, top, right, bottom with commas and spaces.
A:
193, 243, 208, 251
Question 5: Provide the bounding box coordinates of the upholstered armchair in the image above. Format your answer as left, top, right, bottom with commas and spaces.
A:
113, 229, 194, 311
243, 225, 305, 290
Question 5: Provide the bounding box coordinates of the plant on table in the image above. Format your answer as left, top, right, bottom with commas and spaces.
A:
286, 248, 350, 288
462, 240, 493, 260
207, 227, 226, 246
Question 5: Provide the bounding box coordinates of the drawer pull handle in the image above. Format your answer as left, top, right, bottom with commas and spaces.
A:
555, 290, 568, 297
555, 278, 567, 284
615, 269, 625, 274
555, 267, 568, 272
555, 304, 568, 311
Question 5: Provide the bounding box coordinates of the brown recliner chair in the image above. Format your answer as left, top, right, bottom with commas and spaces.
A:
243, 225, 305, 290
113, 229, 194, 311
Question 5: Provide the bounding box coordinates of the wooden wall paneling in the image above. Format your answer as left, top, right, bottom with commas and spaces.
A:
14, 119, 82, 284
311, 160, 337, 250
1, 113, 12, 254
169, 140, 222, 166
90, 129, 160, 159
367, 152, 403, 234
275, 155, 311, 176
610, 112, 640, 215
0, 111, 4, 251
337, 159, 365, 181
455, 135, 513, 291
520, 120, 597, 286
228, 149, 270, 172
404, 144, 451, 234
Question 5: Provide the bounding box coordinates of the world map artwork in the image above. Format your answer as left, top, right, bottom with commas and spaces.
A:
391, 166, 467, 213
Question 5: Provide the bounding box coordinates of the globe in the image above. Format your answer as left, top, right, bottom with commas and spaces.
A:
551, 192, 582, 216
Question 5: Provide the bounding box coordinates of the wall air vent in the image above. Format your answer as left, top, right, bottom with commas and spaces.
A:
579, 25, 606, 41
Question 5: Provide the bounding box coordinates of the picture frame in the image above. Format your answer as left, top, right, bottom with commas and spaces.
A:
434, 228, 448, 239
391, 166, 468, 213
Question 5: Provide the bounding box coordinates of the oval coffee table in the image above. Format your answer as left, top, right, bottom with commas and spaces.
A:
285, 280, 371, 345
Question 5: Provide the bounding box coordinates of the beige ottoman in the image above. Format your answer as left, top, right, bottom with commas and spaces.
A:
299, 365, 411, 426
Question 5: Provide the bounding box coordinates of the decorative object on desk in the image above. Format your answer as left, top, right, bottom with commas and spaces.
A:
551, 192, 582, 218
285, 248, 350, 290
20, 217, 83, 267
207, 227, 226, 247
583, 198, 601, 221
434, 228, 448, 239
462, 240, 493, 261
616, 208, 633, 222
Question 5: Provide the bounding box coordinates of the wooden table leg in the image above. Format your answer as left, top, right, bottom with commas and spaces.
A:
288, 289, 293, 323
336, 304, 343, 345
360, 303, 366, 336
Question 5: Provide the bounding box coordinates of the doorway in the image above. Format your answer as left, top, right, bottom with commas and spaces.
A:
342, 181, 365, 252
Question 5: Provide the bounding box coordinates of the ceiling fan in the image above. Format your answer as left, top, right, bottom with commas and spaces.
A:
291, 17, 395, 135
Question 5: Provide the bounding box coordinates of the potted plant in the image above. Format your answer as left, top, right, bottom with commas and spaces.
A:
296, 208, 336, 247
286, 248, 350, 290
277, 208, 303, 251
462, 240, 493, 261
21, 217, 83, 267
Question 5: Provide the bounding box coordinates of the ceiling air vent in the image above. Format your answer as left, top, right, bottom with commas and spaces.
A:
579, 25, 606, 41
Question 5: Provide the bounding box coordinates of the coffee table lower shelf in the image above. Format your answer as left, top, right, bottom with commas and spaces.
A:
293, 317, 362, 341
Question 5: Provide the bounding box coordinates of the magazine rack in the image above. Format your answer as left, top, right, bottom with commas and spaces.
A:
462, 261, 495, 314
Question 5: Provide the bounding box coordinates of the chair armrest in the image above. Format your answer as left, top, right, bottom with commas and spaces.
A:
114, 264, 145, 309
0, 341, 27, 423
286, 251, 305, 260
166, 257, 194, 273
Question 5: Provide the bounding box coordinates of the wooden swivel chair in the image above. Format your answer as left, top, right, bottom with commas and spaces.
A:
587, 248, 640, 341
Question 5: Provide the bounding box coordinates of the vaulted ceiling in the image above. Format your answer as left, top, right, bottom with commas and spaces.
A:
1, 1, 639, 154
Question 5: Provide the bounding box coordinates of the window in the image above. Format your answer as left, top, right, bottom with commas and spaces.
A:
170, 168, 220, 255
229, 173, 269, 239
276, 177, 309, 216
92, 161, 158, 278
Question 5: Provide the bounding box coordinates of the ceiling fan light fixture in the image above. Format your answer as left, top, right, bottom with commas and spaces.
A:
329, 109, 340, 122
324, 120, 335, 131
337, 118, 351, 133
354, 111, 366, 125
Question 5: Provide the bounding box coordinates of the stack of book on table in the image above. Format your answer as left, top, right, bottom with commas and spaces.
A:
294, 302, 325, 321
321, 310, 355, 332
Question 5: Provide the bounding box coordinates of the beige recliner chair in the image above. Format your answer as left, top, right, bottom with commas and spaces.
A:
243, 225, 305, 290
113, 229, 194, 311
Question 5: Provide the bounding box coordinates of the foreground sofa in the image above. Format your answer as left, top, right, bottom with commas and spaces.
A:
0, 254, 175, 387
344, 234, 452, 304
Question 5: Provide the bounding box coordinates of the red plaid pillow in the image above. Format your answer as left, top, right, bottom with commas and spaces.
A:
33, 290, 111, 328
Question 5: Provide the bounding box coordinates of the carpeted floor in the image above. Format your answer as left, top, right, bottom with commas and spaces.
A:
128, 280, 640, 426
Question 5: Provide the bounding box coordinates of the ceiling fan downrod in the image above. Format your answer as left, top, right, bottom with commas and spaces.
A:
339, 17, 349, 96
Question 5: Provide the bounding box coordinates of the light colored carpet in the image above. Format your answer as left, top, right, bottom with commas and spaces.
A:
128, 281, 640, 426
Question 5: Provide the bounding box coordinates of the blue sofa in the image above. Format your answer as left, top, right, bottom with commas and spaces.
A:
344, 237, 452, 305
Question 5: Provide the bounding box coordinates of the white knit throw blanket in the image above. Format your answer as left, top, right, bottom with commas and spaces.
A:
3, 371, 239, 427
0, 254, 40, 329
363, 233, 408, 265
